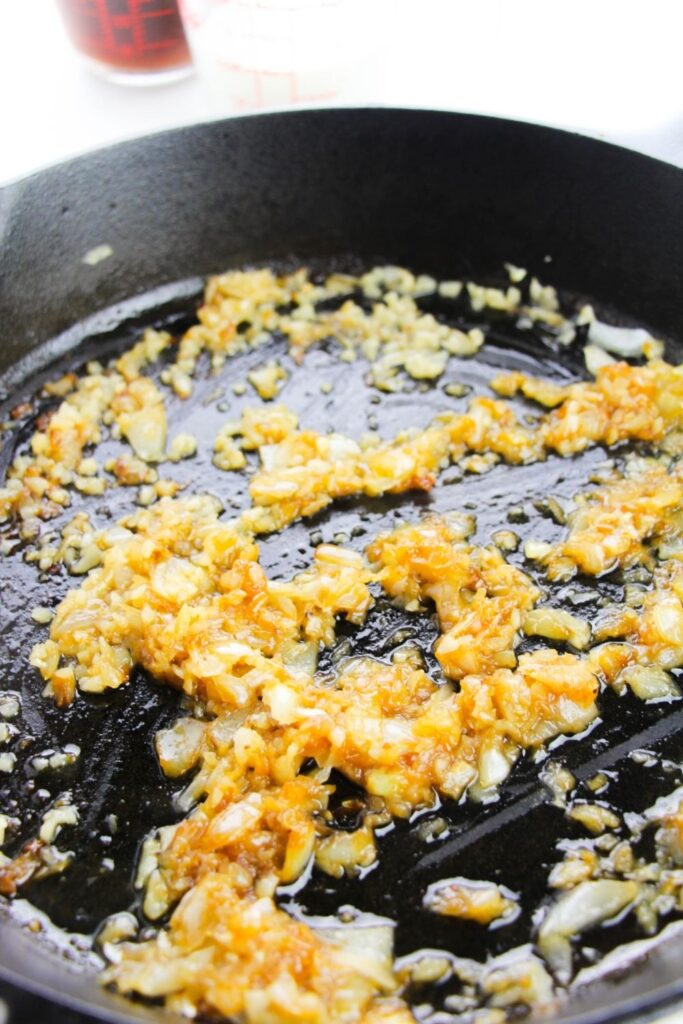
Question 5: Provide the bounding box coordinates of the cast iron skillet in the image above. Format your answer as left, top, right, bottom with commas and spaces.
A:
0, 109, 683, 1024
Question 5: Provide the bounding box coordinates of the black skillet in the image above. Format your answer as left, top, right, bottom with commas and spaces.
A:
0, 108, 682, 1024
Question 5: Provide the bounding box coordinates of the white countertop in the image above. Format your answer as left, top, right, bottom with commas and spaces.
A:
3, 0, 682, 186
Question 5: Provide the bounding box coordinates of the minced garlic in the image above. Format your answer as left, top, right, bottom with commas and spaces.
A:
1, 263, 683, 1024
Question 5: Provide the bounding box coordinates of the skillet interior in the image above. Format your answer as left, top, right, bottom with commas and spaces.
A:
0, 109, 682, 1024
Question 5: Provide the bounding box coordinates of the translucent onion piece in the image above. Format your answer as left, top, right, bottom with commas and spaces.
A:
538, 880, 638, 981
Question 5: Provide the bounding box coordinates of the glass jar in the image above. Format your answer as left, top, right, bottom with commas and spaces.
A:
56, 0, 192, 85
178, 0, 387, 112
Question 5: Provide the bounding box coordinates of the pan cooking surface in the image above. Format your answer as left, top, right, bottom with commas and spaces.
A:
0, 262, 682, 1022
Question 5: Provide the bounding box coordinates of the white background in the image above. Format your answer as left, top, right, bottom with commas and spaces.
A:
1, 0, 683, 186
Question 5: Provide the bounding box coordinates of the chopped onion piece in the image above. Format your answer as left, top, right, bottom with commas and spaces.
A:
540, 761, 576, 807
584, 344, 616, 376
478, 742, 513, 790
482, 951, 555, 1009
308, 914, 395, 990
538, 879, 638, 981
314, 826, 377, 878
618, 665, 681, 702
587, 320, 652, 358
280, 639, 319, 678
566, 802, 620, 835
155, 718, 206, 777
424, 876, 519, 925
97, 911, 138, 947
39, 802, 79, 843
523, 607, 591, 650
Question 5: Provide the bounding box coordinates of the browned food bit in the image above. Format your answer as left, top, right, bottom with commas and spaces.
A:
494, 360, 683, 455
104, 873, 399, 1023
424, 877, 519, 925
0, 837, 73, 896
110, 376, 167, 463
0, 337, 171, 528
543, 464, 683, 579
491, 371, 569, 408
0, 838, 46, 896
367, 516, 539, 679
30, 496, 373, 703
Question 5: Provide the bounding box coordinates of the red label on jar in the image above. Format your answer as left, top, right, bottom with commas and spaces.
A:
57, 0, 191, 72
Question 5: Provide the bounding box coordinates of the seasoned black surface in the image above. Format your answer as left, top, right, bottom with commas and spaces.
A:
0, 274, 682, 1024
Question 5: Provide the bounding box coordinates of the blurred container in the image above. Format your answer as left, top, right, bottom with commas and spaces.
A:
179, 0, 386, 111
57, 0, 193, 85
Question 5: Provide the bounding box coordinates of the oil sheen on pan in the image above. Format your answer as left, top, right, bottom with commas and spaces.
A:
1, 262, 683, 1024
